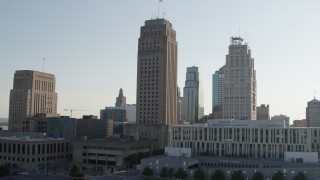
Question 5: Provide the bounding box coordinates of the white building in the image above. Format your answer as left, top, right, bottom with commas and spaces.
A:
125, 104, 136, 124
182, 66, 204, 123
169, 119, 320, 161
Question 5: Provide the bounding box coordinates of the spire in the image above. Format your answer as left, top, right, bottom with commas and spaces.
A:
119, 88, 123, 98
115, 88, 126, 108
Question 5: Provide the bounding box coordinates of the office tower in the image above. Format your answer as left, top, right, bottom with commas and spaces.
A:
212, 66, 224, 119
182, 66, 204, 123
306, 98, 320, 127
115, 88, 126, 108
136, 18, 177, 125
125, 18, 177, 149
257, 104, 270, 120
177, 86, 182, 124
223, 37, 257, 120
271, 114, 290, 127
9, 70, 58, 131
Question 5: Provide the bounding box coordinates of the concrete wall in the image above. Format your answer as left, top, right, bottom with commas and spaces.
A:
284, 152, 318, 163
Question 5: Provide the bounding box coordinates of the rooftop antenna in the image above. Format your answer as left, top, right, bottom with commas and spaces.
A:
163, 12, 166, 19
157, 0, 163, 19
238, 27, 241, 37
314, 91, 317, 99
42, 58, 46, 72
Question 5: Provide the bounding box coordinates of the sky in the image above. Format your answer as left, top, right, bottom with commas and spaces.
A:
1, 1, 320, 123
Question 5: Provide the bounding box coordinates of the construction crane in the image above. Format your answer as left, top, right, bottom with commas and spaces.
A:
64, 109, 86, 118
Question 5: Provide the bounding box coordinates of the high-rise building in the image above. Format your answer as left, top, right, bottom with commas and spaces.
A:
293, 119, 306, 127
115, 88, 126, 108
223, 37, 257, 120
177, 86, 182, 124
9, 70, 58, 131
306, 98, 320, 127
182, 66, 204, 123
212, 66, 224, 119
136, 18, 177, 125
125, 18, 177, 149
257, 104, 270, 120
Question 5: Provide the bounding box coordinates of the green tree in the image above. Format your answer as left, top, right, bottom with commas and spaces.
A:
211, 169, 226, 180
0, 164, 9, 177
159, 166, 168, 178
174, 167, 187, 179
69, 163, 84, 179
252, 171, 264, 180
142, 167, 153, 177
272, 171, 284, 180
193, 168, 205, 180
231, 170, 245, 180
293, 172, 307, 180
168, 167, 174, 177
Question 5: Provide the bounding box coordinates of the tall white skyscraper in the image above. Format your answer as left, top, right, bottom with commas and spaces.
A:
182, 66, 204, 123
223, 37, 257, 120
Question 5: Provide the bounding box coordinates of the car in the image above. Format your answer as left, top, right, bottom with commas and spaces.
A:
17, 172, 29, 175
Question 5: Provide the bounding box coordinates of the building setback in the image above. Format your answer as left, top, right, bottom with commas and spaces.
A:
9, 70, 58, 132
182, 66, 204, 123
223, 37, 257, 120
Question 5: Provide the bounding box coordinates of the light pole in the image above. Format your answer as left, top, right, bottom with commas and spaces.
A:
291, 170, 295, 179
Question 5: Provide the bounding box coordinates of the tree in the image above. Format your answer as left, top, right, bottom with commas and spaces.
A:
168, 167, 174, 178
211, 169, 226, 180
293, 172, 307, 180
0, 164, 9, 177
231, 170, 245, 180
174, 167, 187, 179
252, 171, 264, 180
69, 164, 84, 179
142, 167, 153, 177
193, 168, 205, 180
272, 171, 284, 180
159, 167, 168, 178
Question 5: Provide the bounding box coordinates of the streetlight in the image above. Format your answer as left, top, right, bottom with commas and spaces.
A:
243, 170, 247, 180
207, 169, 211, 180
291, 170, 295, 178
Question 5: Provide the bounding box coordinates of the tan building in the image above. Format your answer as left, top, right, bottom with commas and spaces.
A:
293, 119, 306, 127
72, 138, 155, 168
136, 18, 177, 126
223, 37, 257, 120
257, 104, 270, 120
9, 70, 58, 132
125, 18, 178, 148
0, 136, 70, 171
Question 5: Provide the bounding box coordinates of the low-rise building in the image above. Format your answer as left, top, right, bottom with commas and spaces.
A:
0, 136, 70, 171
169, 119, 320, 160
72, 138, 155, 168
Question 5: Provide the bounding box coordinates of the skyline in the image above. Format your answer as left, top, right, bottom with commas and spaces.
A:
1, 1, 320, 122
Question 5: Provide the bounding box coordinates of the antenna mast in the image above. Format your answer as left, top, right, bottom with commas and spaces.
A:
158, 0, 163, 19
43, 58, 46, 72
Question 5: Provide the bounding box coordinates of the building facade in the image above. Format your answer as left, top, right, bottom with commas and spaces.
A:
182, 66, 204, 123
223, 37, 257, 120
115, 88, 126, 108
169, 119, 320, 159
100, 107, 127, 122
125, 104, 136, 124
0, 136, 70, 171
177, 86, 182, 124
257, 104, 270, 120
72, 138, 155, 168
125, 18, 178, 149
293, 119, 306, 127
212, 66, 224, 119
271, 114, 290, 127
9, 70, 58, 132
306, 98, 320, 127
136, 18, 177, 126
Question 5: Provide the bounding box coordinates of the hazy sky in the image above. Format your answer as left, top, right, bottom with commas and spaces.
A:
1, 1, 320, 122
